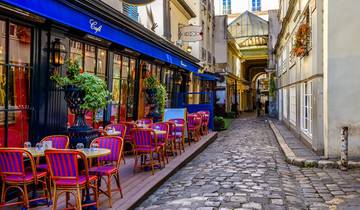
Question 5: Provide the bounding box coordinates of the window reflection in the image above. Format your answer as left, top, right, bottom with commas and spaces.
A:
0, 21, 31, 147
84, 44, 96, 74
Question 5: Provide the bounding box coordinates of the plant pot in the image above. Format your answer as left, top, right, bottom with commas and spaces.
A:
64, 85, 90, 131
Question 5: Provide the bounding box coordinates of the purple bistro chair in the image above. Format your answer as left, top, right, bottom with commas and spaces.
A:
0, 148, 49, 209
89, 136, 124, 208
132, 128, 164, 175
45, 149, 98, 210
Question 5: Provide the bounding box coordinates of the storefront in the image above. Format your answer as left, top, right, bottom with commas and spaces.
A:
0, 0, 200, 147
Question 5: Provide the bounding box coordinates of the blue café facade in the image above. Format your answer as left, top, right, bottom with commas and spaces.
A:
0, 0, 201, 147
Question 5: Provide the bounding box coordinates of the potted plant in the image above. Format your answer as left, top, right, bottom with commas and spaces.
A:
144, 75, 167, 122
51, 60, 111, 130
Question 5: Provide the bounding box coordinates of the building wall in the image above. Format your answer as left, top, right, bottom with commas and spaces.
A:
215, 0, 279, 22
138, 0, 165, 37
324, 0, 360, 158
189, 0, 216, 73
214, 15, 228, 65
276, 0, 324, 154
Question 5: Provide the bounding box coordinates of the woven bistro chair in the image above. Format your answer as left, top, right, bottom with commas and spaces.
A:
197, 111, 210, 135
135, 118, 153, 127
122, 122, 137, 155
150, 122, 170, 163
132, 128, 164, 175
0, 148, 49, 209
89, 136, 124, 208
166, 121, 178, 156
187, 114, 201, 144
45, 149, 98, 210
169, 119, 186, 154
105, 123, 127, 164
36, 135, 70, 171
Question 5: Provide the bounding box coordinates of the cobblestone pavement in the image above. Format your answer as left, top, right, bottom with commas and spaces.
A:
137, 115, 360, 210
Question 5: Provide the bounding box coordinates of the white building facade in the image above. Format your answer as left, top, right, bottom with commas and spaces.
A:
276, 0, 360, 158
214, 0, 279, 22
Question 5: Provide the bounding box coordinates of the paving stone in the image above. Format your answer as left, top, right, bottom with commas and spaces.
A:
242, 202, 262, 209
138, 116, 360, 210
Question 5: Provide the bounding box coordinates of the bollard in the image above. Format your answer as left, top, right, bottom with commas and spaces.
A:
340, 126, 349, 171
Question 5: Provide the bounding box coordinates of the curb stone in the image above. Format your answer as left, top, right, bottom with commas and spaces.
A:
268, 120, 360, 169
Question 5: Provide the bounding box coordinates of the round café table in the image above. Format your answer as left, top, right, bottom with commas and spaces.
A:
25, 148, 111, 158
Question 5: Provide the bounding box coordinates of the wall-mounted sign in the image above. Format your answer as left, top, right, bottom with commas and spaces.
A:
89, 19, 102, 33
179, 25, 203, 42
121, 0, 156, 5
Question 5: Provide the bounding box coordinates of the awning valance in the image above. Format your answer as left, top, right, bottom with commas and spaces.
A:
2, 0, 199, 73
195, 73, 220, 81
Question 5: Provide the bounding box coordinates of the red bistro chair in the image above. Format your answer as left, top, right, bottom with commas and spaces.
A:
105, 123, 127, 164
198, 111, 210, 135
0, 148, 49, 209
135, 118, 153, 127
187, 114, 201, 143
151, 122, 170, 163
166, 121, 178, 156
89, 136, 124, 208
169, 119, 186, 154
122, 122, 137, 154
37, 135, 70, 171
45, 149, 98, 210
132, 128, 164, 175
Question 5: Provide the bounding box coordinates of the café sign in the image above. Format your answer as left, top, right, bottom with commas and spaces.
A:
121, 0, 156, 5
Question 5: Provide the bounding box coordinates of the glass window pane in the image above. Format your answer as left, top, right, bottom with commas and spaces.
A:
69, 40, 84, 69
84, 44, 96, 74
127, 58, 136, 120
97, 48, 106, 79
7, 109, 29, 147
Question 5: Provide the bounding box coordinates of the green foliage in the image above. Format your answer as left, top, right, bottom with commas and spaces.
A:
50, 60, 111, 111
144, 76, 158, 89
269, 76, 276, 97
214, 116, 226, 131
156, 84, 167, 115
144, 75, 167, 115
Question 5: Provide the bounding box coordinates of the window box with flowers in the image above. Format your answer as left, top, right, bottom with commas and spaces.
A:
292, 23, 311, 57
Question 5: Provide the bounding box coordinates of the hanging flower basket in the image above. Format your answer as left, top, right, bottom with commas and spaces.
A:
292, 23, 311, 57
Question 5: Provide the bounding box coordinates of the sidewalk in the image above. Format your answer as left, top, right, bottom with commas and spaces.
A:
269, 120, 360, 169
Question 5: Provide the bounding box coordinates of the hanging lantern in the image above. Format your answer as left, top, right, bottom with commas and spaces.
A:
121, 0, 156, 5
52, 38, 67, 67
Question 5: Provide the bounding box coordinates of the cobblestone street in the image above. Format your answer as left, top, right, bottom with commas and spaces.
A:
138, 115, 360, 210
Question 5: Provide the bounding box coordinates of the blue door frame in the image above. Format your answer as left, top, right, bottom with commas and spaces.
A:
178, 92, 214, 129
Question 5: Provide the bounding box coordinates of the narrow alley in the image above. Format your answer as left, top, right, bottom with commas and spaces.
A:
138, 115, 360, 210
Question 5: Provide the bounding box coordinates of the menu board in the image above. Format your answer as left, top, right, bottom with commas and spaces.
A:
163, 108, 187, 137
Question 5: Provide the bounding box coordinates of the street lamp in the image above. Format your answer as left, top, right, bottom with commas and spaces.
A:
52, 38, 67, 67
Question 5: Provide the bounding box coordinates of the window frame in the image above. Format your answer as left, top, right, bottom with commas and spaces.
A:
289, 85, 296, 125
301, 81, 312, 137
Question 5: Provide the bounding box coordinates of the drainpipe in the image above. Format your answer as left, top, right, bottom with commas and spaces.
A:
340, 126, 349, 171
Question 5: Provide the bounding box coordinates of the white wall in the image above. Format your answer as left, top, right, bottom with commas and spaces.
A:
324, 0, 360, 158
138, 0, 165, 37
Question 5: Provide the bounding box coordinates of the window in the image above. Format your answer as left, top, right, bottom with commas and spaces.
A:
252, 0, 261, 11
282, 88, 287, 119
0, 20, 32, 147
289, 86, 296, 125
123, 3, 139, 22
222, 0, 231, 14
301, 82, 312, 136
110, 55, 138, 123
